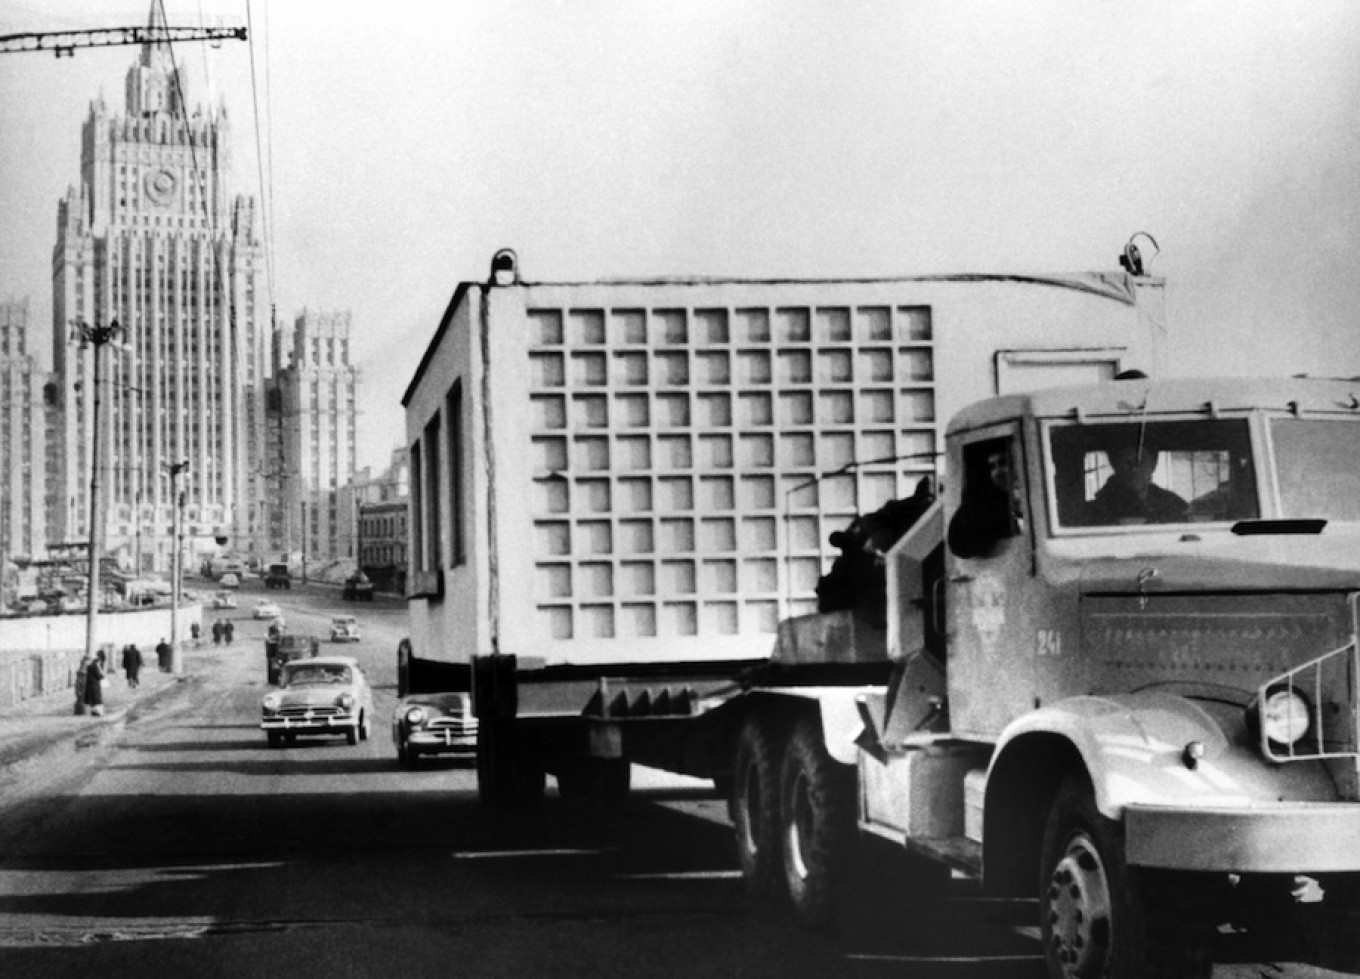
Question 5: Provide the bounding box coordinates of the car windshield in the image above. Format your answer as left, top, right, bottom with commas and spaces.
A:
1270, 418, 1360, 522
1048, 418, 1259, 529
284, 665, 351, 686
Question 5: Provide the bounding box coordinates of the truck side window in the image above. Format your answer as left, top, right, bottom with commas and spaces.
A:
947, 437, 1022, 559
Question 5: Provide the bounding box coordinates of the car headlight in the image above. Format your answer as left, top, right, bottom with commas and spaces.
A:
1249, 683, 1313, 751
262, 693, 281, 712
405, 706, 426, 726
339, 692, 356, 709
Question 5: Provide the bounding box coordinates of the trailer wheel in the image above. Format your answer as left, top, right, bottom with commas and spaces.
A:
476, 721, 545, 807
1039, 775, 1212, 979
779, 717, 855, 930
732, 718, 782, 897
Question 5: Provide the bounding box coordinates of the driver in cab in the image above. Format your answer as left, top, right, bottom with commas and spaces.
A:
1089, 438, 1187, 525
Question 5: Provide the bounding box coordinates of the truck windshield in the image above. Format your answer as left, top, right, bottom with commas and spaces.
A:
1270, 418, 1360, 522
1048, 418, 1258, 528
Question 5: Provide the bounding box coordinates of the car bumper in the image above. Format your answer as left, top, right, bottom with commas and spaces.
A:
406, 729, 477, 754
262, 713, 358, 732
1126, 802, 1360, 873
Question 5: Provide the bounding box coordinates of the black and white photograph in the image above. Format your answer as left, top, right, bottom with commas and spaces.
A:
3, 2, 1360, 976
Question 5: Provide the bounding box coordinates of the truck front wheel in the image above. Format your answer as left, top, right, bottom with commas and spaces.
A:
1039, 775, 1212, 979
732, 718, 782, 898
779, 717, 855, 931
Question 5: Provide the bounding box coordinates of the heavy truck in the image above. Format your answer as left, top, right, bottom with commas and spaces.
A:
399, 250, 1360, 974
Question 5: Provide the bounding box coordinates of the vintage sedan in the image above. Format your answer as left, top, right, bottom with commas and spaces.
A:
211, 591, 237, 610
253, 600, 282, 620
329, 615, 361, 642
261, 656, 373, 747
391, 692, 479, 767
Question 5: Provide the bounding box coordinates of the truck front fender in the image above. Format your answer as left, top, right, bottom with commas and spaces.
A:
992, 691, 1337, 822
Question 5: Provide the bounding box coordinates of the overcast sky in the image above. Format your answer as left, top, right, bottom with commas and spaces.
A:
3, 1, 1359, 472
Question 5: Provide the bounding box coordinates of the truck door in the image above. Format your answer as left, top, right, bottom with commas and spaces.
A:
943, 425, 1041, 738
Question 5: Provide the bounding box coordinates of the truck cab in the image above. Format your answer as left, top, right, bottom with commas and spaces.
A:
862, 375, 1360, 975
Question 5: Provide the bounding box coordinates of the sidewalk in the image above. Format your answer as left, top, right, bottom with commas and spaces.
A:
0, 656, 188, 776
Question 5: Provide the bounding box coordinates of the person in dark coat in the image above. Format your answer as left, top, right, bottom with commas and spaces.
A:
73, 651, 92, 716
223, 620, 235, 644
156, 637, 172, 672
121, 644, 143, 689
212, 619, 223, 644
84, 650, 107, 716
190, 622, 201, 646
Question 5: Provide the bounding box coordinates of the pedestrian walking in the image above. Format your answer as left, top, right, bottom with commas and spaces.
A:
223, 620, 235, 644
84, 650, 107, 717
122, 644, 143, 689
212, 619, 223, 645
190, 621, 201, 647
156, 637, 171, 672
73, 650, 92, 716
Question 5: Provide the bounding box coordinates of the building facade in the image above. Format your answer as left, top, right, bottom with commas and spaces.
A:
0, 298, 47, 567
50, 5, 266, 574
269, 309, 360, 566
355, 447, 409, 594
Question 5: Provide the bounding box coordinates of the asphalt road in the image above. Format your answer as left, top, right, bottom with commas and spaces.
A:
0, 578, 1353, 978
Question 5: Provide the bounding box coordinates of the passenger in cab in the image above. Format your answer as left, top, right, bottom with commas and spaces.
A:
1089, 438, 1187, 525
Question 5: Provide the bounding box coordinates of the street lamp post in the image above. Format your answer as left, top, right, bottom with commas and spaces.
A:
165, 461, 189, 674
72, 318, 122, 671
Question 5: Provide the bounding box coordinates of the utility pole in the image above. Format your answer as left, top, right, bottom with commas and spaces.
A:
72, 318, 122, 669
301, 500, 308, 584
165, 461, 189, 674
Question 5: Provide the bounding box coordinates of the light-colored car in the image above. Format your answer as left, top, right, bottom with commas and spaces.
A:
211, 591, 237, 610
391, 692, 479, 768
253, 600, 281, 620
261, 656, 373, 746
219, 572, 241, 589
329, 615, 361, 642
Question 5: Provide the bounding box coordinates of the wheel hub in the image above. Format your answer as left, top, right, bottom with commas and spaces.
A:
1047, 833, 1113, 977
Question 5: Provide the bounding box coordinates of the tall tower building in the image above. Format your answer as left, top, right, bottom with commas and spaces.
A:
272, 309, 360, 566
0, 297, 48, 568
50, 3, 266, 573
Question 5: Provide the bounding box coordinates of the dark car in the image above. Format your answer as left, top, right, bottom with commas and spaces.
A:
265, 631, 320, 685
342, 572, 375, 601
391, 692, 479, 767
264, 562, 292, 590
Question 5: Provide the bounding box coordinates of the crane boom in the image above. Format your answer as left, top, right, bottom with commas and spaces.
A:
0, 25, 246, 58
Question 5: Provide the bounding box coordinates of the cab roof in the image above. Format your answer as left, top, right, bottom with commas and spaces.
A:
947, 376, 1360, 435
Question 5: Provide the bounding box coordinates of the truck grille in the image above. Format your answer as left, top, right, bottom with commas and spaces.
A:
1259, 594, 1360, 765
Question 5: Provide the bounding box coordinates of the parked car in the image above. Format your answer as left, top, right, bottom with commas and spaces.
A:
261, 656, 373, 747
342, 572, 375, 601
263, 562, 292, 590
253, 600, 282, 620
265, 632, 319, 685
391, 692, 479, 768
219, 572, 241, 589
330, 615, 361, 642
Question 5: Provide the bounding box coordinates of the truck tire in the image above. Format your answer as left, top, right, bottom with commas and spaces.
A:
476, 720, 545, 807
732, 718, 782, 898
779, 717, 855, 930
267, 731, 282, 748
346, 724, 359, 746
1039, 774, 1213, 979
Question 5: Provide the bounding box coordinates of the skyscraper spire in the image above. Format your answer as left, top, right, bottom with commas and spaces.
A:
126, 0, 182, 117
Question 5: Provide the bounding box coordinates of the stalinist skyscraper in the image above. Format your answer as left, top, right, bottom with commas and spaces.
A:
51, 3, 266, 574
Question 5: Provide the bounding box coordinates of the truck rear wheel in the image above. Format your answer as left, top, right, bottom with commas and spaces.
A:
556, 758, 631, 809
1039, 775, 1212, 979
779, 717, 855, 930
732, 718, 782, 897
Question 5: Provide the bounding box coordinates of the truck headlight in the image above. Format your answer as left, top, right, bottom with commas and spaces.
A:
405, 706, 426, 726
339, 693, 356, 709
262, 694, 281, 712
1249, 684, 1313, 750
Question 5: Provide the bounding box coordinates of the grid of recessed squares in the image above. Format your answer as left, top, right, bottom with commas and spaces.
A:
527, 302, 936, 640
